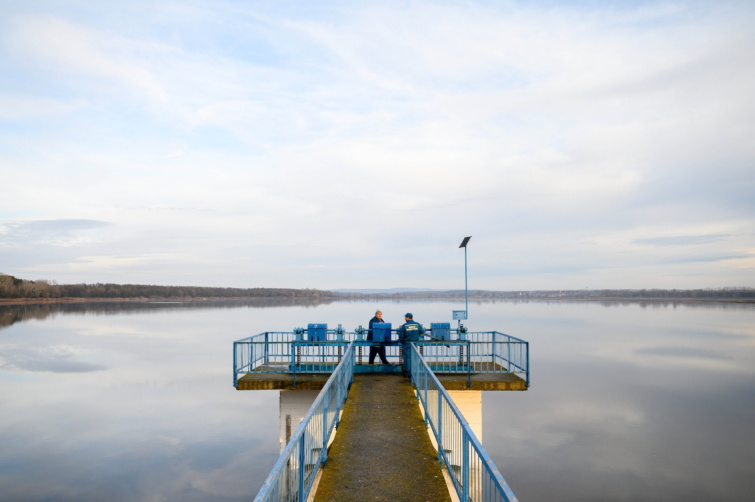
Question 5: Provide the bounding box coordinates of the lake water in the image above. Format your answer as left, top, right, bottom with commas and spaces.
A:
1, 299, 754, 501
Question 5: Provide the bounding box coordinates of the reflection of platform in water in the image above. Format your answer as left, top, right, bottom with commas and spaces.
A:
236, 361, 526, 391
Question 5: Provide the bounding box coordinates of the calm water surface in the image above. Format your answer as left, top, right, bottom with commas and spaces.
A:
1, 299, 754, 501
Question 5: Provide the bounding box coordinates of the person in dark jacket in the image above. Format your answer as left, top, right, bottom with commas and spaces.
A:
397, 312, 425, 376
367, 309, 389, 365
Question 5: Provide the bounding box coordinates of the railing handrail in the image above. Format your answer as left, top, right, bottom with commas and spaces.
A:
253, 342, 355, 502
410, 343, 519, 502
234, 331, 295, 343
467, 330, 528, 344
245, 338, 523, 501
234, 330, 529, 388
233, 329, 529, 342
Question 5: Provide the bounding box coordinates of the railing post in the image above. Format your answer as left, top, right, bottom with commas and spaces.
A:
292, 342, 297, 387
233, 342, 238, 388
423, 361, 429, 427
462, 429, 470, 502
323, 394, 329, 465
526, 341, 530, 387
492, 332, 497, 366
264, 332, 269, 366
467, 340, 471, 388
437, 388, 443, 466
298, 433, 305, 502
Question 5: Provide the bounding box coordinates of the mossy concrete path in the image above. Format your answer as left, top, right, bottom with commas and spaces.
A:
313, 373, 452, 502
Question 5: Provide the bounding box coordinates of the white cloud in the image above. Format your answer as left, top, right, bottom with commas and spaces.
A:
1, 1, 753, 289
7, 15, 169, 101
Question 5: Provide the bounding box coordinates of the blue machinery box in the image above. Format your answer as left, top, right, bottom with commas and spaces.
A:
431, 322, 451, 340
372, 322, 392, 342
307, 323, 327, 341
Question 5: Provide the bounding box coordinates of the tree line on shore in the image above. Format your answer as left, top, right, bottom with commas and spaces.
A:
0, 274, 334, 300
334, 288, 755, 300
2, 273, 753, 301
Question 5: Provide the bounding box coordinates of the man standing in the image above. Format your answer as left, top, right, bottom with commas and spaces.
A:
367, 309, 389, 365
397, 312, 425, 376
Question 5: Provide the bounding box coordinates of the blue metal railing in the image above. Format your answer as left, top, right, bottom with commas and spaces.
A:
465, 331, 530, 387
234, 332, 297, 386
413, 340, 473, 386
253, 343, 355, 502
409, 343, 519, 502
290, 341, 351, 386
234, 329, 529, 388
352, 340, 403, 366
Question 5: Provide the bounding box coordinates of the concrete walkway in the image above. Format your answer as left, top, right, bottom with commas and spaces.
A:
313, 373, 452, 502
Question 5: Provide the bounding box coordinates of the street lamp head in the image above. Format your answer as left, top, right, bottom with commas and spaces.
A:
459, 236, 472, 248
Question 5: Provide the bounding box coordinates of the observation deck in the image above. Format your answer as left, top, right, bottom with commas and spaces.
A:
234, 324, 529, 391
234, 324, 527, 502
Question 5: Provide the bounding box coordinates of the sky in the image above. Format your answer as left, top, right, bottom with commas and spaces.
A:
1, 0, 754, 291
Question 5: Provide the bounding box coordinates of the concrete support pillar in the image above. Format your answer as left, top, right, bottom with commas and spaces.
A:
279, 390, 319, 453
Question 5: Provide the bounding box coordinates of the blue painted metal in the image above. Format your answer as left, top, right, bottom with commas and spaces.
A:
291, 340, 350, 384
307, 323, 327, 341
431, 322, 451, 340
414, 340, 472, 387
354, 326, 365, 340
233, 332, 298, 386
409, 343, 519, 502
253, 343, 355, 502
242, 328, 527, 501
233, 328, 529, 387
371, 322, 392, 342
465, 331, 530, 387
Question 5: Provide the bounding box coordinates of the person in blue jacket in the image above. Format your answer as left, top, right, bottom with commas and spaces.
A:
367, 309, 389, 365
397, 312, 425, 376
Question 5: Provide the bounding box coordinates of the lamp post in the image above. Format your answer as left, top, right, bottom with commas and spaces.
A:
460, 236, 471, 314
453, 237, 472, 332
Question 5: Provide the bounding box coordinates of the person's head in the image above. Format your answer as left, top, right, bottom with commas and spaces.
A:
404, 312, 413, 320
375, 309, 383, 319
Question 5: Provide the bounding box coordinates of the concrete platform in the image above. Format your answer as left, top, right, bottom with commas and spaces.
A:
235, 363, 399, 390
437, 373, 528, 391
236, 372, 331, 390
236, 363, 528, 391
312, 374, 452, 502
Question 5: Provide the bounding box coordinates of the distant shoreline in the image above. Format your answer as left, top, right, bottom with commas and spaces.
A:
0, 297, 152, 306
0, 297, 306, 306
1, 296, 753, 306
540, 296, 755, 304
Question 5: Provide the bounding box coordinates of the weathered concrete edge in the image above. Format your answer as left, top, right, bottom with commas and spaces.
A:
236, 373, 329, 390
439, 380, 528, 390
237, 372, 529, 391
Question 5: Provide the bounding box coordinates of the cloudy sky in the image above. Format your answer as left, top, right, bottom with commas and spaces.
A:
1, 0, 753, 291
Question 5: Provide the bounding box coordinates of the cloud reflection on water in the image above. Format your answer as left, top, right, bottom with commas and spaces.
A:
477, 300, 755, 502
1, 344, 107, 373
1, 300, 754, 501
635, 345, 730, 360
0, 303, 284, 501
